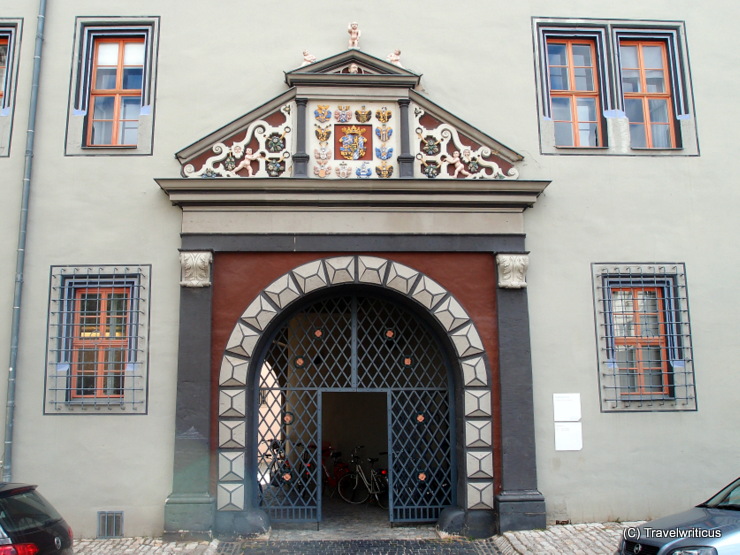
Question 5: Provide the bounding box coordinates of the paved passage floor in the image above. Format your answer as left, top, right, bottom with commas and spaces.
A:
72, 498, 634, 553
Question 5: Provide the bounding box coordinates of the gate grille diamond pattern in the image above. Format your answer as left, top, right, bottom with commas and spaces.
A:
256, 293, 454, 523
390, 390, 453, 521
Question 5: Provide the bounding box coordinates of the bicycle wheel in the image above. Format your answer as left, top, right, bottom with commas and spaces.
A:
374, 475, 389, 509
337, 473, 370, 504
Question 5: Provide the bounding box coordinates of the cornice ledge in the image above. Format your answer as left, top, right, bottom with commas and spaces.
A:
155, 177, 549, 209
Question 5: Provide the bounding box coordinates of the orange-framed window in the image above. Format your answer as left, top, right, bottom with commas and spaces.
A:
0, 36, 8, 100
610, 286, 670, 397
620, 40, 675, 148
86, 37, 144, 147
70, 287, 131, 398
546, 38, 603, 147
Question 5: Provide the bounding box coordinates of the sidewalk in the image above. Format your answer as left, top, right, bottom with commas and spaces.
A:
72, 521, 633, 554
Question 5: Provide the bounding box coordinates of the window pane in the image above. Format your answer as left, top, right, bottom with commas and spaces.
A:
549, 67, 569, 90
0, 44, 7, 94
624, 98, 645, 123
645, 70, 665, 93
551, 96, 572, 121
613, 314, 634, 337
649, 99, 669, 123
576, 98, 596, 121
571, 44, 592, 67
620, 45, 638, 68
79, 293, 101, 335
96, 42, 119, 65
120, 97, 141, 119
547, 43, 567, 66
122, 68, 143, 90
123, 42, 145, 65
92, 96, 115, 119
621, 70, 641, 93
95, 68, 117, 90
642, 45, 664, 69
108, 293, 129, 337
578, 123, 599, 147
91, 121, 113, 145
554, 122, 573, 146
119, 121, 139, 146
574, 67, 594, 91
651, 124, 672, 148
104, 349, 125, 396
616, 348, 637, 391
629, 123, 647, 148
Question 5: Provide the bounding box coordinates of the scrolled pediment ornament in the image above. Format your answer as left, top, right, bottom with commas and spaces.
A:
183, 104, 293, 179
414, 106, 519, 180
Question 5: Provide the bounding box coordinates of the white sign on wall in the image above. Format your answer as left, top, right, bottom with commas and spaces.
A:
553, 393, 582, 451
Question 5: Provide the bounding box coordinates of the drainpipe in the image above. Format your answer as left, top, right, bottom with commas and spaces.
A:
3, 0, 48, 482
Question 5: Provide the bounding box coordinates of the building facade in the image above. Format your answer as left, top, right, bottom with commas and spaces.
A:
0, 0, 737, 540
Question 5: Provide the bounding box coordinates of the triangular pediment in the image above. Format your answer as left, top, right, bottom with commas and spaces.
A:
284, 50, 421, 88
174, 49, 525, 182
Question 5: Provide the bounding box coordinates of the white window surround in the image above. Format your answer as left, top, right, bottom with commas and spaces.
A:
65, 17, 159, 156
0, 20, 22, 157
533, 17, 698, 156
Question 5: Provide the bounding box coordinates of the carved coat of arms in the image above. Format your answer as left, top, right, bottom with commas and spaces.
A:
375, 125, 393, 143
334, 105, 352, 123
314, 105, 332, 123
339, 125, 368, 160
355, 106, 372, 123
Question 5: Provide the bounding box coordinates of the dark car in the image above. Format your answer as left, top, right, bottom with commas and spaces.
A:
617, 476, 740, 555
0, 483, 73, 554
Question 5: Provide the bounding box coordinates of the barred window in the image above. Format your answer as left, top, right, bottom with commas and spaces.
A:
45, 265, 150, 413
592, 263, 696, 411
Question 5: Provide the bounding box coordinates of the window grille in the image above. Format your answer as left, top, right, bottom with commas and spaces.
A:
592, 263, 696, 411
97, 511, 123, 538
45, 265, 150, 414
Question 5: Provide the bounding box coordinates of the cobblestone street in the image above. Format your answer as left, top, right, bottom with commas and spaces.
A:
72, 520, 634, 554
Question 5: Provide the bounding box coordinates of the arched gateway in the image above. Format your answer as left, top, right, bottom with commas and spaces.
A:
217, 256, 495, 530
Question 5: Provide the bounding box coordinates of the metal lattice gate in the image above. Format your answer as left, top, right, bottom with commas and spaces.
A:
255, 294, 455, 523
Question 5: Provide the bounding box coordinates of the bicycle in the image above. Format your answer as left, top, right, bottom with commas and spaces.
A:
319, 445, 349, 496
336, 445, 388, 509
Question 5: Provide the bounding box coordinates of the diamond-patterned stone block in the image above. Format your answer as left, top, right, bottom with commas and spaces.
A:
241, 295, 277, 331
292, 260, 328, 294
357, 256, 388, 285
466, 451, 493, 479
434, 297, 470, 332
219, 355, 249, 386
411, 276, 447, 309
217, 483, 244, 511
219, 389, 246, 418
467, 481, 494, 510
264, 274, 301, 308
324, 256, 355, 284
465, 390, 491, 417
450, 323, 485, 358
385, 262, 419, 294
219, 451, 246, 482
466, 420, 492, 448
225, 322, 260, 358
219, 420, 246, 449
461, 357, 487, 387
